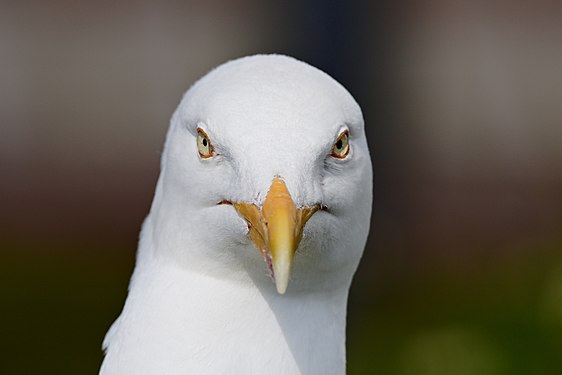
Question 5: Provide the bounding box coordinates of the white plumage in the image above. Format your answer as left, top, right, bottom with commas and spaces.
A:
100, 54, 372, 374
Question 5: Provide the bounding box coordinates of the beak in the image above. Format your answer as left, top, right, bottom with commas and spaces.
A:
232, 177, 319, 294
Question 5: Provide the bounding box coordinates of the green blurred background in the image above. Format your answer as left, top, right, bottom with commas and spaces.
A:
1, 1, 561, 374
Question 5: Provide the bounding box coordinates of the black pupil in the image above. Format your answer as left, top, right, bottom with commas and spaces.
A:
336, 139, 343, 149
202, 138, 208, 147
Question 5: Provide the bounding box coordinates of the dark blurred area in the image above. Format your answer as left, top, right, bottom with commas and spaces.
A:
1, 1, 561, 374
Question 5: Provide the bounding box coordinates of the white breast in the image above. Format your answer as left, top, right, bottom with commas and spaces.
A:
100, 257, 348, 375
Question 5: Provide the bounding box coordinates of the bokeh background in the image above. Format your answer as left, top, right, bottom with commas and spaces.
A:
1, 1, 561, 374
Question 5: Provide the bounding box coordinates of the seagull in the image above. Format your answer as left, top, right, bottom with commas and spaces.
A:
100, 54, 372, 375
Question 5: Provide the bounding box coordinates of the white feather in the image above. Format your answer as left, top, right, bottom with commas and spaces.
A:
100, 54, 372, 375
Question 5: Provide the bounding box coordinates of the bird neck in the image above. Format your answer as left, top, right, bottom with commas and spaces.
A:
104, 251, 350, 374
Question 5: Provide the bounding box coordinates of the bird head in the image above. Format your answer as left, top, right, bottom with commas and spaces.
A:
149, 55, 372, 295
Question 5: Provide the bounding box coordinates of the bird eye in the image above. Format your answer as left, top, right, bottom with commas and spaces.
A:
331, 130, 349, 159
196, 128, 214, 158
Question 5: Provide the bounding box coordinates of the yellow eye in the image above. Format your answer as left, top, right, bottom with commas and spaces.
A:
331, 130, 349, 158
196, 128, 214, 158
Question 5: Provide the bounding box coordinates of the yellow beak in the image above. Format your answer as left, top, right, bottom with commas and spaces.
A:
233, 177, 318, 294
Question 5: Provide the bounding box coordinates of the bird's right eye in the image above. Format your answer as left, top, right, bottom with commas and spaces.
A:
197, 128, 214, 158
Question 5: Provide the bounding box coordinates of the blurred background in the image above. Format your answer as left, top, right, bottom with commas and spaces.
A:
1, 1, 561, 374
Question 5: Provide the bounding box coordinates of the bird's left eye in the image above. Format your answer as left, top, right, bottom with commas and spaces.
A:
331, 130, 349, 159
197, 128, 214, 158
